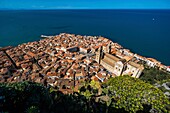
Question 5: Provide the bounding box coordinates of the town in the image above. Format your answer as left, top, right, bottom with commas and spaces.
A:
0, 33, 170, 93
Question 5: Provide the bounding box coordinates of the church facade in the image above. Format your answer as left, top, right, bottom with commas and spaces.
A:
95, 43, 144, 78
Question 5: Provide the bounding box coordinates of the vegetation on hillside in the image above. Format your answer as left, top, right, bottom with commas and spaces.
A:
140, 67, 170, 84
102, 76, 170, 112
0, 75, 169, 113
0, 82, 52, 113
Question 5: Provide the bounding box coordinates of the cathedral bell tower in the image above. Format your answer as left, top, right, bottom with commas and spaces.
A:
96, 46, 102, 64
106, 42, 111, 53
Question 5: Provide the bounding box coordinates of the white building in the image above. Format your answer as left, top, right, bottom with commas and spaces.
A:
146, 59, 156, 67
167, 67, 170, 72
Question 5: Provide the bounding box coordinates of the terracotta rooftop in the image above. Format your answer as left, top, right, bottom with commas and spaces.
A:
104, 53, 120, 62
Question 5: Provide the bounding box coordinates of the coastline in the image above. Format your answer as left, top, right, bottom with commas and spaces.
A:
1, 33, 170, 69
0, 33, 170, 95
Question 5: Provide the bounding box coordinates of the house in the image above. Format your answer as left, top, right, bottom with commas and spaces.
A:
0, 68, 8, 75
146, 58, 161, 68
146, 59, 155, 67
27, 51, 36, 57
167, 66, 170, 72
95, 73, 105, 82
79, 47, 91, 53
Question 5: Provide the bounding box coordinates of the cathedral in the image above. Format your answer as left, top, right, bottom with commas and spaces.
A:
95, 43, 144, 78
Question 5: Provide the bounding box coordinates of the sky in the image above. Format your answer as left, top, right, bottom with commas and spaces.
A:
0, 0, 170, 9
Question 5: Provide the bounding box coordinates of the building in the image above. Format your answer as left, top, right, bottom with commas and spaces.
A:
100, 53, 124, 76
96, 46, 102, 64
146, 58, 161, 68
96, 46, 144, 78
167, 66, 170, 72
96, 46, 124, 76
102, 42, 111, 53
123, 61, 144, 78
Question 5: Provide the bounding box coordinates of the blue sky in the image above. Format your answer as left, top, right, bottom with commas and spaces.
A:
0, 0, 170, 9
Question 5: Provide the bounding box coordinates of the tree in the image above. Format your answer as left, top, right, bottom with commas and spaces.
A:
140, 67, 170, 84
26, 106, 40, 113
1, 76, 169, 113
102, 75, 170, 113
79, 80, 102, 113
0, 81, 52, 113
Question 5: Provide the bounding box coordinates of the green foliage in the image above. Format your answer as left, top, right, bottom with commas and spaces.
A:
79, 80, 127, 113
0, 81, 52, 113
0, 76, 169, 113
26, 106, 40, 113
140, 67, 170, 84
50, 90, 91, 113
78, 80, 102, 113
103, 75, 170, 113
80, 80, 101, 98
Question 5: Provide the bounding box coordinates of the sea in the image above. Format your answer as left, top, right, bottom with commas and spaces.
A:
0, 9, 170, 65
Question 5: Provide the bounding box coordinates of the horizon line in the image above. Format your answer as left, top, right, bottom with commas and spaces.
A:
1, 8, 170, 10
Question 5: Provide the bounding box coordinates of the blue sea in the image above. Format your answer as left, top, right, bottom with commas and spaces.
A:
0, 9, 170, 65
